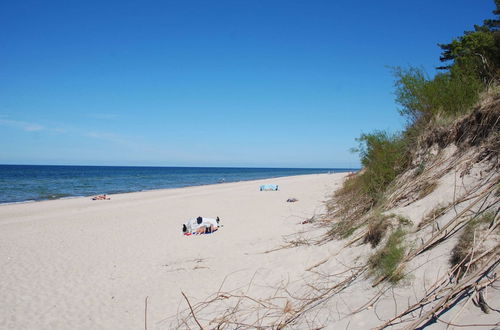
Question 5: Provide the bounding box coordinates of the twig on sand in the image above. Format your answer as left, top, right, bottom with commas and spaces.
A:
181, 291, 204, 329
437, 319, 500, 328
144, 296, 148, 330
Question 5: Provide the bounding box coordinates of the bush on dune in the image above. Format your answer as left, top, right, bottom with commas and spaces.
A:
393, 66, 482, 126
354, 131, 409, 204
327, 132, 408, 239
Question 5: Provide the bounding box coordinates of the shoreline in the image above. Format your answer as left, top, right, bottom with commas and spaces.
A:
0, 171, 348, 207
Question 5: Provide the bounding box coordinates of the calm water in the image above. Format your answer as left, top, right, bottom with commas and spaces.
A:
0, 165, 355, 204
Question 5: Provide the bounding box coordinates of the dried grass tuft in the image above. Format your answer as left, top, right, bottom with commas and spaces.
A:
418, 180, 438, 200
418, 204, 448, 230
449, 211, 497, 277
283, 300, 294, 314
364, 212, 391, 248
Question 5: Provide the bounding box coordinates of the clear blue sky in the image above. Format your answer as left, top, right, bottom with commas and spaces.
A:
0, 0, 495, 168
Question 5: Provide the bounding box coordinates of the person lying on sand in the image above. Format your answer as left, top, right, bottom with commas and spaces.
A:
92, 194, 110, 200
183, 216, 220, 235
194, 224, 218, 235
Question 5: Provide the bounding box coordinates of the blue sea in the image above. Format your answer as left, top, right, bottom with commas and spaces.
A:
0, 165, 355, 204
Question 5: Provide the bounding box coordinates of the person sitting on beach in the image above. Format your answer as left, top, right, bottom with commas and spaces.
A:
92, 194, 110, 200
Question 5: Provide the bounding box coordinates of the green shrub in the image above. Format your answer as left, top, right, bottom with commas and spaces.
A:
327, 173, 373, 240
369, 229, 406, 283
354, 131, 409, 204
328, 132, 408, 240
395, 214, 413, 226
393, 66, 482, 124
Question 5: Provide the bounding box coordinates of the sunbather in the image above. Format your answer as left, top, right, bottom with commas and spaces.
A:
194, 224, 217, 235
92, 194, 110, 200
183, 216, 220, 235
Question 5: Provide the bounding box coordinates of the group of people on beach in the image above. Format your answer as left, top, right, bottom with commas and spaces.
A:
182, 216, 220, 235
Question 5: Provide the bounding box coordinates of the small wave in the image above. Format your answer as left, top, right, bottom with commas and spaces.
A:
60, 195, 83, 200
0, 200, 37, 205
40, 193, 73, 200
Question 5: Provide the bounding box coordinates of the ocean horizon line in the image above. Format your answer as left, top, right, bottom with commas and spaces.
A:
0, 165, 357, 204
0, 164, 359, 170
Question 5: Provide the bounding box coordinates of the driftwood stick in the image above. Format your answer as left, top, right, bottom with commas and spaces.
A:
446, 288, 476, 330
145, 296, 148, 330
437, 318, 500, 328
181, 291, 204, 329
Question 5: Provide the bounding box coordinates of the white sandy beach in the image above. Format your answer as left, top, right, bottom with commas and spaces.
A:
0, 173, 345, 329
